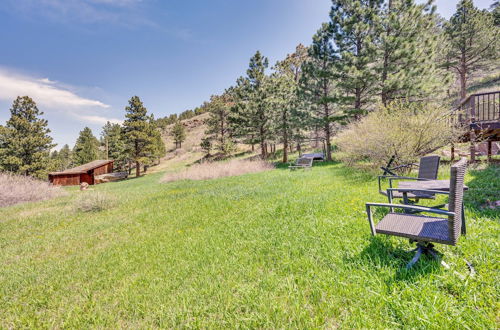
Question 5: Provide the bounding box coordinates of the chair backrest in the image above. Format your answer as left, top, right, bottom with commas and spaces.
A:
297, 158, 313, 166
417, 155, 440, 180
447, 158, 468, 245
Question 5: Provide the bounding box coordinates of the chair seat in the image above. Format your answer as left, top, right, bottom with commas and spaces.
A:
376, 213, 452, 245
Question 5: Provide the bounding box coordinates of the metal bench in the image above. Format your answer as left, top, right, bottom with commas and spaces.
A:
289, 157, 313, 170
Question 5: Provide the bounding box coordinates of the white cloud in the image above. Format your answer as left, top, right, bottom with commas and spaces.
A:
0, 68, 109, 109
1, 0, 147, 25
0, 68, 121, 126
79, 115, 123, 125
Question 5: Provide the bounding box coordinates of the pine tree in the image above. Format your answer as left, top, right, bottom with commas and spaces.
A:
376, 0, 447, 105
270, 44, 310, 163
73, 127, 100, 165
200, 137, 212, 156
101, 121, 127, 171
0, 96, 55, 178
299, 24, 340, 161
230, 51, 272, 158
204, 89, 234, 155
171, 121, 186, 149
330, 0, 381, 117
58, 144, 72, 170
445, 0, 499, 99
122, 96, 155, 177
148, 117, 166, 166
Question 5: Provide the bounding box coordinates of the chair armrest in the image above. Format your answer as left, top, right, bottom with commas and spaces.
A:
378, 175, 413, 192
366, 202, 455, 216
387, 188, 450, 195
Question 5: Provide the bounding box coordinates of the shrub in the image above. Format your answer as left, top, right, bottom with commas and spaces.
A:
336, 100, 462, 169
161, 159, 274, 182
0, 172, 66, 207
74, 192, 116, 213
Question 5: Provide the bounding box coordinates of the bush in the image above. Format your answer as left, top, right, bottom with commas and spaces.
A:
336, 100, 462, 169
161, 159, 274, 182
0, 172, 66, 207
74, 192, 116, 213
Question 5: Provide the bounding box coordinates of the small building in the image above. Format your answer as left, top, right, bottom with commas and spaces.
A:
49, 160, 114, 186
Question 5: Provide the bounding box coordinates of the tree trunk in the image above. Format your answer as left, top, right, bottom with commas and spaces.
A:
354, 88, 362, 120
282, 132, 288, 163
136, 161, 141, 177
381, 1, 392, 106
260, 127, 266, 159
459, 68, 467, 100
325, 121, 332, 161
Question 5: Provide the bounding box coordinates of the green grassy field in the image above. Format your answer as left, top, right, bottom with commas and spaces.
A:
0, 162, 498, 328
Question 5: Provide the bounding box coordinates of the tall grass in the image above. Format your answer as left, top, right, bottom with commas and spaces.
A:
0, 164, 498, 328
161, 159, 274, 182
0, 172, 66, 207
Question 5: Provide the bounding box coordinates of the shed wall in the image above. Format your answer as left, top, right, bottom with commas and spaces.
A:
50, 174, 80, 186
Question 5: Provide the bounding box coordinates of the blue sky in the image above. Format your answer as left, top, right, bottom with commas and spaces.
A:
0, 0, 494, 148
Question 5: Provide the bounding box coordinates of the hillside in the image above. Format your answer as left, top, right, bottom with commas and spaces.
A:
150, 113, 210, 173
151, 113, 254, 173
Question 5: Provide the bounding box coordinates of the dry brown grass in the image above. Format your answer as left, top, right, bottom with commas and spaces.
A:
0, 172, 67, 208
74, 192, 116, 213
161, 159, 274, 182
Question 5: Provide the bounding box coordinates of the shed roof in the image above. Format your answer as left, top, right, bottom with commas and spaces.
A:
49, 160, 113, 175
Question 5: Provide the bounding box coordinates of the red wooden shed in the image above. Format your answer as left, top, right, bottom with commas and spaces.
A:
48, 160, 114, 186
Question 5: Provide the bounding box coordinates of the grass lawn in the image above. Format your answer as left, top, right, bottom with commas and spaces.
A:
0, 162, 498, 328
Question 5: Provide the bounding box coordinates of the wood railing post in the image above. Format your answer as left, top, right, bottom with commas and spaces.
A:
487, 140, 492, 162
469, 96, 476, 163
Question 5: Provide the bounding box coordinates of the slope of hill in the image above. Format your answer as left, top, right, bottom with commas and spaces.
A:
149, 113, 210, 173
150, 112, 254, 173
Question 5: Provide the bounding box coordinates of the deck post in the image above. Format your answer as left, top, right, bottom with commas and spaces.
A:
470, 129, 476, 163
487, 140, 492, 162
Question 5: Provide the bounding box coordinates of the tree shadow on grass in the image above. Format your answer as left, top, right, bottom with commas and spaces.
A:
356, 236, 443, 282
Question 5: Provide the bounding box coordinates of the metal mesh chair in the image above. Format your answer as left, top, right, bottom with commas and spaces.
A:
378, 155, 441, 201
366, 158, 467, 268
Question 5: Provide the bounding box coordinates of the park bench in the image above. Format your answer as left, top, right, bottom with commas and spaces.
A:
289, 157, 313, 170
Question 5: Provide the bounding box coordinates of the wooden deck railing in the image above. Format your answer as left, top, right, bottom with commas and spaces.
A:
454, 91, 500, 124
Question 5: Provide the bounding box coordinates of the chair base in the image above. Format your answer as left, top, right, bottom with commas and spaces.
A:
406, 242, 448, 269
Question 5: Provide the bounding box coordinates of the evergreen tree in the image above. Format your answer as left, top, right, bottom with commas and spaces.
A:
376, 0, 446, 105
171, 121, 186, 149
101, 121, 127, 171
0, 96, 55, 178
445, 0, 499, 99
73, 127, 100, 165
148, 117, 166, 166
58, 144, 72, 170
204, 89, 234, 155
270, 44, 310, 162
230, 51, 272, 158
122, 96, 155, 177
330, 0, 381, 117
200, 137, 212, 156
299, 24, 340, 161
